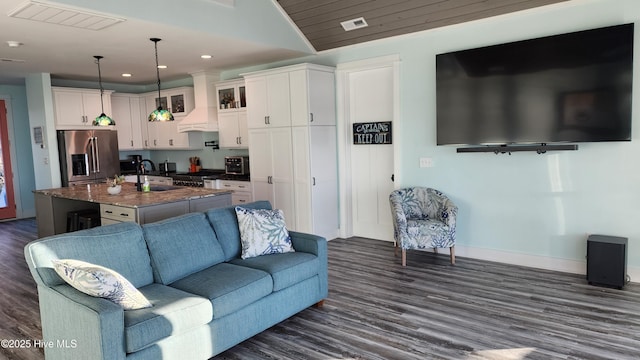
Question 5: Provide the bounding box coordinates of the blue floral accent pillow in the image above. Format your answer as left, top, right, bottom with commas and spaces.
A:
235, 206, 294, 259
52, 259, 152, 310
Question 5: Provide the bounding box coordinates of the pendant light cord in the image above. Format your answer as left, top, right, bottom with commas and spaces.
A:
152, 38, 162, 109
94, 55, 105, 114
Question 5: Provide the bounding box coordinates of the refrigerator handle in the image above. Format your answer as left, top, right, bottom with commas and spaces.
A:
94, 136, 100, 173
88, 137, 96, 173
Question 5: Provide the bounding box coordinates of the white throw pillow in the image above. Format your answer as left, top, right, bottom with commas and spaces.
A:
235, 206, 295, 259
52, 259, 152, 310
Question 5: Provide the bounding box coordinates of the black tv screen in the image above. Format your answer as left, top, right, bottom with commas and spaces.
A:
436, 23, 634, 146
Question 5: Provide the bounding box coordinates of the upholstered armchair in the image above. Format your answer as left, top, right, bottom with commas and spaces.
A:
389, 187, 458, 266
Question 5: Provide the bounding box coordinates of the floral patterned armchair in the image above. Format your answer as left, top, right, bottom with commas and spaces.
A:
389, 187, 457, 266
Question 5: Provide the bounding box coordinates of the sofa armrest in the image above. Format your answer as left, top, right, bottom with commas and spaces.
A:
289, 231, 328, 299
39, 285, 125, 360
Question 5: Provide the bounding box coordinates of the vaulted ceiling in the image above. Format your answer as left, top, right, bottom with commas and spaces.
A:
278, 0, 569, 51
0, 0, 569, 85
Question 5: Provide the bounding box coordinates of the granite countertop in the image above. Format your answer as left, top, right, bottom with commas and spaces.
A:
34, 183, 233, 208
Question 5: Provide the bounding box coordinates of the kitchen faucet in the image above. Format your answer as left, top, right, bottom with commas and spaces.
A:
140, 159, 156, 174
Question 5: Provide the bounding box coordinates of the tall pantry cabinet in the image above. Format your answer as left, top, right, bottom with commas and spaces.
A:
244, 63, 338, 240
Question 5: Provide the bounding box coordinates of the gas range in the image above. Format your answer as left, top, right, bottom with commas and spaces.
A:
171, 169, 226, 187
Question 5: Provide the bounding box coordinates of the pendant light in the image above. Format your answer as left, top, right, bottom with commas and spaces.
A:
92, 55, 115, 126
148, 38, 174, 122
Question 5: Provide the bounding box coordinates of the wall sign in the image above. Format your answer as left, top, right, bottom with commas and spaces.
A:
353, 121, 392, 145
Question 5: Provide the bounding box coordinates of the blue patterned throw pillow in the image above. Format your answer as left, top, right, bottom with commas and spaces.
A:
235, 206, 294, 259
52, 259, 152, 310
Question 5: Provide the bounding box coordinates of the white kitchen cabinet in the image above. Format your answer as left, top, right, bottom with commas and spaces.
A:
52, 87, 113, 129
248, 127, 295, 225
292, 125, 338, 240
217, 179, 252, 205
244, 72, 291, 128
244, 64, 338, 239
141, 88, 202, 149
218, 111, 248, 148
112, 93, 144, 150
216, 79, 246, 112
216, 79, 249, 148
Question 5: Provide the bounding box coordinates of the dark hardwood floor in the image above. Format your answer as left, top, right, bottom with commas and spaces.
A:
2, 218, 640, 359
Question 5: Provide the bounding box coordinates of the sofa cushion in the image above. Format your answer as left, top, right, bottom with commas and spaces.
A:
25, 222, 153, 288
205, 200, 272, 261
169, 263, 272, 319
124, 283, 213, 353
230, 252, 319, 291
235, 206, 294, 259
52, 259, 152, 310
142, 213, 226, 284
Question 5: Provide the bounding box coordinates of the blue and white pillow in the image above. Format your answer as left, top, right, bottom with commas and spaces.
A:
52, 259, 152, 310
235, 206, 294, 259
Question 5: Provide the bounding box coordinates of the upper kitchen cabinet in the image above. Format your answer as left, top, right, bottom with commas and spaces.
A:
244, 72, 290, 128
111, 93, 143, 150
52, 87, 113, 129
216, 79, 246, 112
289, 67, 336, 126
216, 79, 248, 148
142, 87, 202, 149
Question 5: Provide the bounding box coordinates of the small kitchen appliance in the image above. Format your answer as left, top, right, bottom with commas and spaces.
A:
225, 156, 250, 175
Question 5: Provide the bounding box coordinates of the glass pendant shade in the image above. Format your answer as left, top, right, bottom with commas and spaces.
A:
92, 55, 115, 126
148, 38, 174, 122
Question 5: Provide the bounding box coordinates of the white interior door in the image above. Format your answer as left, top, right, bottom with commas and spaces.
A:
346, 65, 396, 241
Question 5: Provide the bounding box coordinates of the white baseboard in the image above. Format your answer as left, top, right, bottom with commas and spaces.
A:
368, 238, 640, 284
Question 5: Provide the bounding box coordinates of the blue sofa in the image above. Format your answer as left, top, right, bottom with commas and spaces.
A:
24, 201, 328, 360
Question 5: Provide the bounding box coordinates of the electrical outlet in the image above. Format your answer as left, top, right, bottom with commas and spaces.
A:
419, 157, 433, 168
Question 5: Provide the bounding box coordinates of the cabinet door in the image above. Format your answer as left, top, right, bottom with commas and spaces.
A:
248, 129, 272, 183
112, 96, 133, 149
292, 126, 312, 232
218, 112, 240, 148
246, 77, 268, 129
237, 111, 249, 147
81, 92, 106, 123
266, 73, 291, 127
53, 90, 87, 127
290, 69, 336, 126
269, 127, 295, 225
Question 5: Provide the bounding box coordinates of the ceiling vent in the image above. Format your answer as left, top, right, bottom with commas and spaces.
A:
340, 17, 368, 32
0, 58, 26, 63
8, 0, 125, 31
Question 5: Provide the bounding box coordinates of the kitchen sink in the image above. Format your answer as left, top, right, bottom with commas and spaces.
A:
149, 185, 182, 192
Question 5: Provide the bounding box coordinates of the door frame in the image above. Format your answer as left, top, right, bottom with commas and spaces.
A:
335, 55, 401, 239
0, 97, 19, 220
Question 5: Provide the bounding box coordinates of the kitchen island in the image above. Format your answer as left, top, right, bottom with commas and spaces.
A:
34, 183, 232, 237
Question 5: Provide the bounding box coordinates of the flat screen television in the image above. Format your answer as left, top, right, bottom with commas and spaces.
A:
436, 23, 634, 146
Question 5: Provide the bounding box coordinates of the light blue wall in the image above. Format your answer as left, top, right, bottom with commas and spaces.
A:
0, 85, 36, 217
224, 0, 640, 269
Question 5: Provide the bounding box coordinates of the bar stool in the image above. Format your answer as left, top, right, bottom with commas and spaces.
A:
66, 209, 100, 232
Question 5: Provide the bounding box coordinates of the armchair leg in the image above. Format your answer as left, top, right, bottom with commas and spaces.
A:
394, 241, 399, 257
450, 246, 455, 265
433, 248, 438, 254
402, 249, 407, 267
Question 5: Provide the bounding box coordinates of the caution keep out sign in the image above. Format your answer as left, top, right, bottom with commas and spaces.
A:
352, 121, 392, 145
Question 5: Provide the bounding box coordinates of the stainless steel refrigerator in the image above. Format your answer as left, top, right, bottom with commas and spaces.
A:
57, 129, 120, 186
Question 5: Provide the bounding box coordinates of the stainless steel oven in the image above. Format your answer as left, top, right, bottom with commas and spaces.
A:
225, 156, 250, 175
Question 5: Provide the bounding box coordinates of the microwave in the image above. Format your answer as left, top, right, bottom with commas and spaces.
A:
225, 156, 250, 175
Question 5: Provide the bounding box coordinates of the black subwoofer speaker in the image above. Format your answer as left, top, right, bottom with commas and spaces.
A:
587, 235, 628, 289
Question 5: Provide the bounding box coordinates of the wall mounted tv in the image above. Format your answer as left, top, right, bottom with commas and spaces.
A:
436, 23, 634, 150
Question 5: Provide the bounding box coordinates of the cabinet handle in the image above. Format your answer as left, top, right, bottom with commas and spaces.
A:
224, 184, 231, 187
154, 139, 157, 146
310, 113, 314, 122
120, 213, 129, 217
268, 176, 272, 184
313, 177, 316, 186
145, 140, 148, 147
238, 136, 242, 144
169, 139, 174, 146
105, 210, 113, 214
264, 116, 268, 125
130, 140, 134, 147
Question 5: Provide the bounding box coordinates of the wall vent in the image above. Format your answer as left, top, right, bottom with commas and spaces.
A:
8, 0, 125, 31
340, 17, 368, 31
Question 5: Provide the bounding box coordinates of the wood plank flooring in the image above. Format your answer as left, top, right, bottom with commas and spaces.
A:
2, 218, 640, 359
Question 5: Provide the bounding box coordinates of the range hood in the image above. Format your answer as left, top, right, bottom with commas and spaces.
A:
177, 71, 220, 132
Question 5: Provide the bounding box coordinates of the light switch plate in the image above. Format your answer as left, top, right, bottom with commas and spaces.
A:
419, 157, 433, 168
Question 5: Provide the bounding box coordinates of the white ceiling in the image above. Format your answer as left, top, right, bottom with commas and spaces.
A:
0, 0, 313, 85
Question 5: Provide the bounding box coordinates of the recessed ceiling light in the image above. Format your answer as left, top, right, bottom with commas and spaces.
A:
340, 17, 368, 31
201, 55, 212, 59
157, 65, 167, 69
121, 73, 132, 77
7, 41, 23, 48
